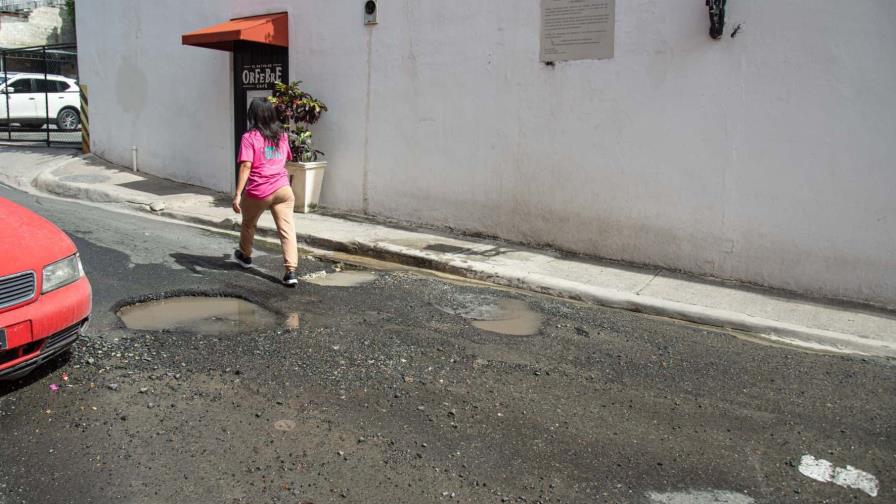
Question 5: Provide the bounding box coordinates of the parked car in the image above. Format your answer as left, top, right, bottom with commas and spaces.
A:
0, 72, 81, 130
0, 196, 92, 380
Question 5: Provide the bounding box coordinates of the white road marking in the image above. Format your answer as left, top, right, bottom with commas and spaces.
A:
798, 454, 879, 497
646, 490, 755, 504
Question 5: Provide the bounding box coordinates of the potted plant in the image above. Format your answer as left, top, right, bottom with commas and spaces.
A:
270, 80, 328, 213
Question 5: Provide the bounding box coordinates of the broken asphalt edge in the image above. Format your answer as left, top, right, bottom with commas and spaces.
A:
27, 162, 896, 359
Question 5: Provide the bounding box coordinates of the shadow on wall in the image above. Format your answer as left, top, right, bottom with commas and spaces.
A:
115, 58, 149, 115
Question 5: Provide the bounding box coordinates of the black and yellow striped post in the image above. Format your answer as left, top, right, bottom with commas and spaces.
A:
79, 84, 90, 154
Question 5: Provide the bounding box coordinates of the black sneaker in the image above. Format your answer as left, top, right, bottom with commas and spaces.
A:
233, 249, 252, 268
283, 271, 298, 287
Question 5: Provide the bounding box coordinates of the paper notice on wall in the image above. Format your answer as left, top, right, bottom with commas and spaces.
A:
540, 0, 615, 62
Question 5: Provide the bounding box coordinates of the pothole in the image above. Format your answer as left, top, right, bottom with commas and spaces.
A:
436, 294, 543, 336
470, 299, 543, 336
303, 271, 377, 287
117, 296, 278, 334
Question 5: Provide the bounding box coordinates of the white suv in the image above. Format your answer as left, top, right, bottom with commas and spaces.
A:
0, 72, 80, 129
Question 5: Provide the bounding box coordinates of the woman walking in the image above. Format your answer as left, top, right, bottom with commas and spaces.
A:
232, 97, 299, 286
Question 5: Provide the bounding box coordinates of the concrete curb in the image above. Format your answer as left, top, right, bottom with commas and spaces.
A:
22, 164, 896, 358
0, 152, 80, 192
33, 160, 166, 210
299, 236, 896, 358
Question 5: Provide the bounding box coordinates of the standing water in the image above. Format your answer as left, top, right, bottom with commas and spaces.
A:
436, 294, 543, 336
117, 296, 278, 334
470, 299, 543, 336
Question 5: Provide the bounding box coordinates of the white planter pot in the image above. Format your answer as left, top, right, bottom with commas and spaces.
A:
286, 161, 326, 213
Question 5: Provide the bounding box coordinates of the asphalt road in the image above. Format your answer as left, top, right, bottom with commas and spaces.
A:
0, 185, 893, 504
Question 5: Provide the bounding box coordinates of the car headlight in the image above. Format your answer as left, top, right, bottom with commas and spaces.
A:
42, 254, 84, 293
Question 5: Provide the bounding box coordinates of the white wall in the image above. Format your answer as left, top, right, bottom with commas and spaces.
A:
77, 1, 896, 307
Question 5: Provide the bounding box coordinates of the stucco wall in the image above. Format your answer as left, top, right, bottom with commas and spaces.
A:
77, 1, 896, 306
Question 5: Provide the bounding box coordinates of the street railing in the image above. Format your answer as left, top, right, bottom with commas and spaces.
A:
0, 43, 80, 147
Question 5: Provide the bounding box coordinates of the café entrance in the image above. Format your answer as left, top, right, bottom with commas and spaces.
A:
181, 12, 289, 181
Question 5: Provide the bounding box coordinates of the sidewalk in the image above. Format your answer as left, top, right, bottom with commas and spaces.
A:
3, 147, 896, 358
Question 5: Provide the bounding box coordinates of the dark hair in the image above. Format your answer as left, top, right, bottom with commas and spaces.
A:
247, 97, 284, 145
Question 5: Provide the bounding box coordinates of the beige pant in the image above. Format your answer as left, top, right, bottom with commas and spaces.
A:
239, 185, 298, 271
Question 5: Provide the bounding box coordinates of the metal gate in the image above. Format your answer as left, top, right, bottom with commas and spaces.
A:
0, 43, 80, 147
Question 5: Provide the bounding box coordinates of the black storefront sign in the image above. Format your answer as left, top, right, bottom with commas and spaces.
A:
240, 62, 284, 90
232, 41, 288, 179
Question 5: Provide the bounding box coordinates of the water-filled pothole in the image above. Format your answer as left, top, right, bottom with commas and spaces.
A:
436, 294, 543, 336
117, 296, 278, 334
470, 299, 543, 336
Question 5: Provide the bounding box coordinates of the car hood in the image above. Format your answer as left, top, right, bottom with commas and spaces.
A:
0, 197, 76, 276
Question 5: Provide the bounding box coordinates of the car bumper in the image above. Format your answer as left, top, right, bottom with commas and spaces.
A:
0, 319, 87, 380
0, 276, 92, 379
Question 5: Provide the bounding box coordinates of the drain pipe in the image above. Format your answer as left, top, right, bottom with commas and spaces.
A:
131, 146, 138, 172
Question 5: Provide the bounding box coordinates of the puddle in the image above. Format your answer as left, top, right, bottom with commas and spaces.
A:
117, 296, 278, 334
470, 299, 543, 336
304, 271, 377, 287
436, 294, 543, 336
321, 250, 500, 288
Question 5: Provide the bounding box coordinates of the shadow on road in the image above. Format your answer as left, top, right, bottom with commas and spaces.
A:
170, 252, 284, 285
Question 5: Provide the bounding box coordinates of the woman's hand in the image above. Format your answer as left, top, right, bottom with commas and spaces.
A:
233, 162, 252, 214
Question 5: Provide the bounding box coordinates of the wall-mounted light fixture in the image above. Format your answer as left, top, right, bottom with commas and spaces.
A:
364, 0, 377, 25
707, 0, 726, 39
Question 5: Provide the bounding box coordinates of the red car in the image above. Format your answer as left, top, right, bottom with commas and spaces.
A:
0, 196, 92, 380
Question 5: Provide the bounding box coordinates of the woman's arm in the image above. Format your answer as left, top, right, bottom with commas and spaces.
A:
232, 161, 252, 213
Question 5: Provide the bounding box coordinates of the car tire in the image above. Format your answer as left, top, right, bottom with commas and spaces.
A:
57, 108, 80, 130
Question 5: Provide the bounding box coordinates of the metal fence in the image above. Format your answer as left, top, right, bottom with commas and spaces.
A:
0, 43, 80, 147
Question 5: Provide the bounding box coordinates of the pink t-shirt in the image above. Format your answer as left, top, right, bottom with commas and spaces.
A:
237, 130, 292, 199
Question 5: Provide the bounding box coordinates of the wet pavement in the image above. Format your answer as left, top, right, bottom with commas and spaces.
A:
303, 270, 378, 287
0, 185, 894, 504
436, 295, 544, 336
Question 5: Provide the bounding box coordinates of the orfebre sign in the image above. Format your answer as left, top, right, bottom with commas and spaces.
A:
241, 63, 284, 90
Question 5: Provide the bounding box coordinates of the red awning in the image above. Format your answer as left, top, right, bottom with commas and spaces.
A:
182, 12, 288, 52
